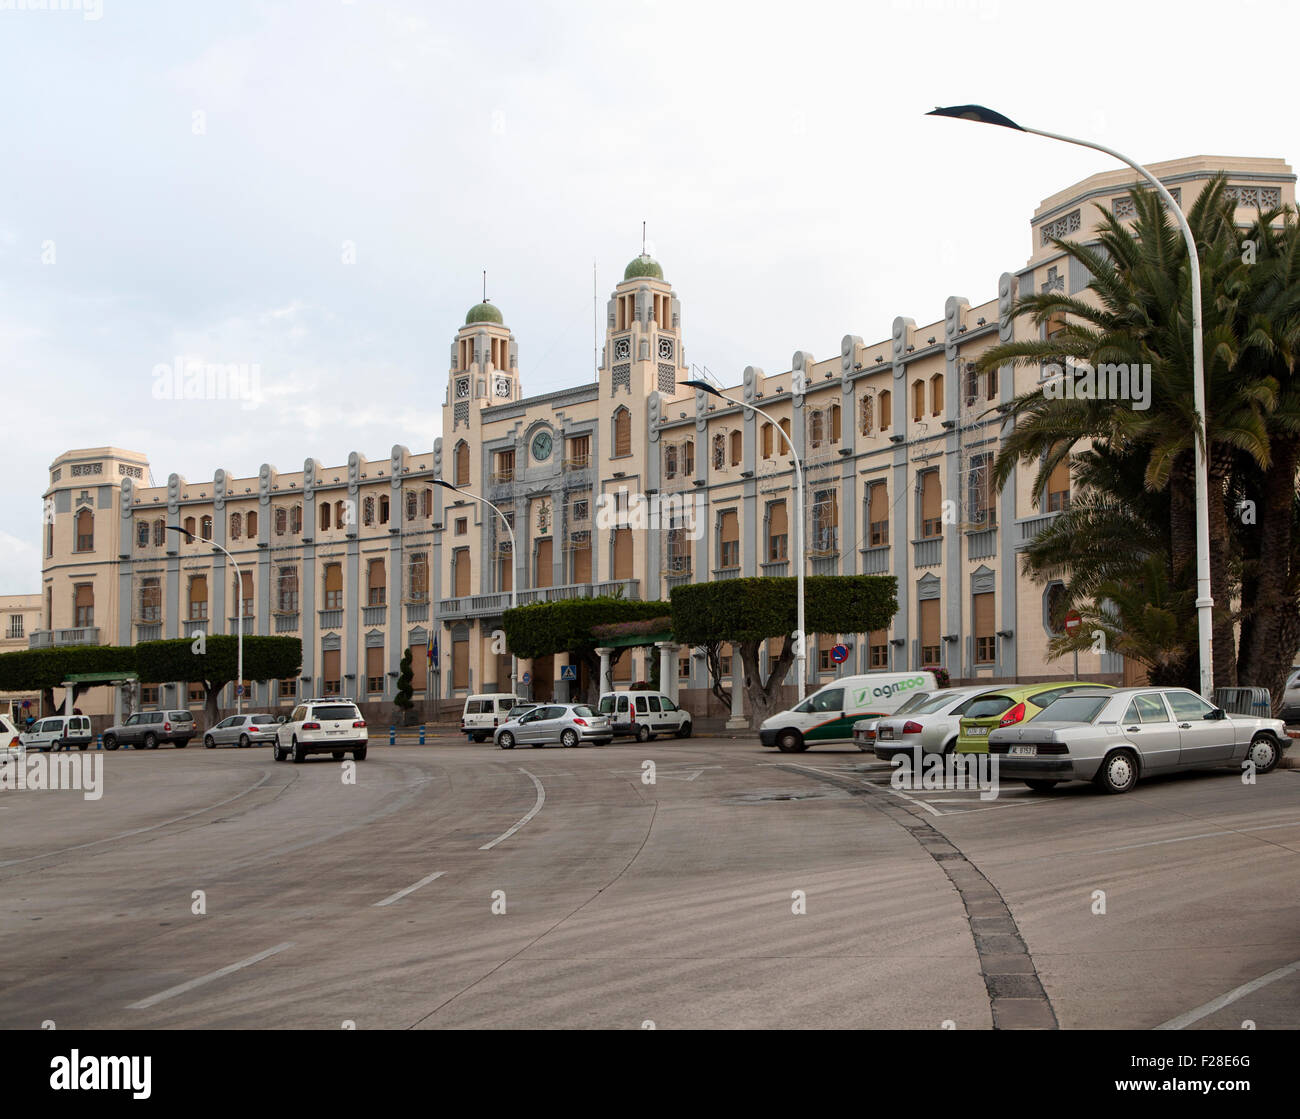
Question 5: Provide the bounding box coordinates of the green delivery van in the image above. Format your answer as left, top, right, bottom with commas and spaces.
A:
758, 672, 938, 752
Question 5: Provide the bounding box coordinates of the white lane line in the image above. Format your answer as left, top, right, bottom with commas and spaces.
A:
1089, 819, 1300, 856
780, 762, 944, 816
1155, 958, 1300, 1030
127, 941, 294, 1010
479, 768, 545, 851
373, 870, 445, 908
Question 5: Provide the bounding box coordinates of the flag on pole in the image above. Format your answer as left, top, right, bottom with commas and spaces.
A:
429, 632, 439, 670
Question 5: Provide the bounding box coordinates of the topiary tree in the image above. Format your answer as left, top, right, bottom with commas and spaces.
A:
0, 645, 138, 714
135, 636, 302, 725
394, 648, 415, 723
670, 575, 898, 728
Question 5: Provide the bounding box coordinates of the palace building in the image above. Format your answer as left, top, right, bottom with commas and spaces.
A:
33, 155, 1296, 720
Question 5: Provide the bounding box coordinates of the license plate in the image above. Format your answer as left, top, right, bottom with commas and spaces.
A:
1009, 745, 1037, 756
326, 728, 345, 735
967, 726, 989, 737
878, 727, 894, 740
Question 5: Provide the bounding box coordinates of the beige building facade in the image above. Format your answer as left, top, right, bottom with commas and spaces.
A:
32, 156, 1296, 720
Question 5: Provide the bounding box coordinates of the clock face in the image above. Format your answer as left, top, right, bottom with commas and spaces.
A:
658, 337, 674, 360
455, 378, 470, 399
614, 338, 631, 360
494, 376, 511, 399
531, 431, 552, 461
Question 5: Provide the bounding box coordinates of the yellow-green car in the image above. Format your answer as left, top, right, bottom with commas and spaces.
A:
955, 682, 1114, 754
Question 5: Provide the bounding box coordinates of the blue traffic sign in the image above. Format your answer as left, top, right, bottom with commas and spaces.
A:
560, 665, 578, 681
830, 643, 850, 664
521, 671, 531, 685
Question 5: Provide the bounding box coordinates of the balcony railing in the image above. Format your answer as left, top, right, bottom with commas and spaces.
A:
362, 605, 387, 626
760, 560, 790, 578
861, 545, 891, 574
405, 602, 430, 622
967, 526, 998, 561
912, 537, 942, 568
274, 613, 299, 633
1016, 512, 1061, 550
28, 626, 101, 649
319, 609, 343, 629
135, 624, 162, 642
227, 617, 257, 635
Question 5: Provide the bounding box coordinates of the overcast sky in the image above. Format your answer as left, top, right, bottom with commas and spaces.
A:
2, 0, 1295, 594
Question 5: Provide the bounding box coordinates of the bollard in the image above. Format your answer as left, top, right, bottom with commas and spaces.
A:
419, 725, 426, 745
388, 726, 396, 746
96, 734, 102, 751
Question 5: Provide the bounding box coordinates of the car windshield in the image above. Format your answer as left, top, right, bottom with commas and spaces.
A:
965, 695, 1014, 718
893, 690, 935, 715
250, 715, 277, 725
312, 706, 358, 721
1038, 696, 1110, 723
171, 712, 194, 722
572, 705, 594, 717
598, 696, 615, 714
910, 692, 963, 715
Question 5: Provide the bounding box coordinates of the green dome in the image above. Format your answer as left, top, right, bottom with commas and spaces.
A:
624, 254, 663, 280
465, 301, 503, 325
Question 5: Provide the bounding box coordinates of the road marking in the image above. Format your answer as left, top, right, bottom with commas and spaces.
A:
373, 870, 445, 907
780, 762, 944, 816
1089, 819, 1300, 856
480, 768, 545, 850
127, 942, 294, 1010
1155, 958, 1300, 1030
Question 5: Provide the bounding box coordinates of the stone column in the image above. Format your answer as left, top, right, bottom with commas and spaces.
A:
595, 647, 614, 695
726, 650, 747, 730
656, 642, 678, 702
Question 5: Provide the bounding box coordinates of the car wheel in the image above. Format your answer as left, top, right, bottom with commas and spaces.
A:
498, 732, 515, 750
205, 735, 216, 749
561, 729, 579, 748
675, 721, 692, 739
1247, 733, 1280, 775
635, 724, 652, 743
272, 740, 285, 762
1094, 749, 1137, 794
103, 734, 118, 751
239, 734, 251, 748
472, 734, 487, 743
942, 737, 958, 755
292, 737, 306, 764
776, 729, 805, 753
78, 742, 89, 751
143, 733, 158, 750
353, 747, 367, 761
1024, 779, 1059, 792
332, 751, 344, 760
175, 739, 187, 749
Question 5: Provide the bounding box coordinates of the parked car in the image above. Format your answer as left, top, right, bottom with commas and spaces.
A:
851, 687, 948, 751
760, 672, 939, 752
102, 710, 195, 750
1279, 668, 1300, 723
988, 686, 1289, 794
507, 702, 539, 720
204, 713, 280, 749
2, 714, 24, 762
274, 700, 367, 762
20, 714, 95, 752
597, 690, 692, 741
863, 686, 991, 758
955, 683, 1112, 754
495, 704, 612, 749
461, 693, 527, 742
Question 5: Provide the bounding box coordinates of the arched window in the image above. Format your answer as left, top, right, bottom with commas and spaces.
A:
613, 408, 631, 457
405, 489, 418, 522
808, 410, 825, 448
363, 495, 375, 526
247, 510, 257, 537
421, 488, 433, 518
188, 575, 208, 620
275, 507, 287, 536
730, 430, 742, 466
200, 515, 213, 540
454, 441, 470, 486
290, 504, 302, 534
183, 515, 196, 537
712, 432, 726, 470
930, 373, 944, 416
762, 422, 774, 458
320, 502, 331, 531
830, 402, 841, 442
879, 390, 892, 430
912, 381, 926, 422
859, 394, 874, 436
335, 500, 346, 529
75, 508, 94, 552
136, 520, 149, 548
323, 563, 343, 610
153, 518, 165, 546
229, 512, 242, 540
379, 495, 390, 524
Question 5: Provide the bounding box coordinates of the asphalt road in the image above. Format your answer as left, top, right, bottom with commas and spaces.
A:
1, 735, 1297, 1030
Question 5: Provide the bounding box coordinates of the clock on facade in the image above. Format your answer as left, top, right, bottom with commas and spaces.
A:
657, 338, 674, 360
613, 338, 631, 360
531, 431, 553, 462
493, 376, 511, 399
455, 377, 470, 399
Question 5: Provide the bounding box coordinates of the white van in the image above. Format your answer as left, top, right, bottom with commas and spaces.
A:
462, 694, 527, 742
597, 691, 692, 741
19, 714, 94, 753
758, 672, 938, 752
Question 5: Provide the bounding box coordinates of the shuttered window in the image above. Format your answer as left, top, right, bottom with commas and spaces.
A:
535, 538, 553, 588
613, 528, 633, 580
366, 647, 384, 693
719, 510, 740, 568
920, 599, 941, 667
1047, 458, 1071, 512
188, 575, 208, 620
974, 592, 996, 664
367, 559, 386, 605
879, 390, 892, 430
323, 563, 343, 610
767, 502, 788, 561
921, 471, 942, 538
74, 583, 95, 627
868, 483, 889, 547
869, 629, 888, 668
614, 409, 631, 457
322, 650, 341, 695
454, 549, 471, 597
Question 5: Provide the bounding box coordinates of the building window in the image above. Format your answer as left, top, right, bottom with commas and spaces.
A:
868, 482, 889, 547
201, 515, 213, 540
363, 496, 375, 526
455, 441, 470, 486
767, 501, 788, 562
830, 402, 841, 442
247, 510, 258, 538
712, 432, 727, 471
566, 435, 591, 470
719, 510, 740, 569
188, 575, 208, 621
859, 394, 874, 436
183, 515, 195, 537
275, 507, 287, 536
869, 629, 888, 668
879, 390, 892, 431
930, 373, 944, 416
229, 512, 242, 540
321, 502, 332, 531
366, 647, 384, 694
810, 488, 839, 556
410, 552, 431, 602
277, 567, 299, 613
912, 381, 925, 423
139, 577, 161, 622
75, 508, 94, 552
8, 614, 24, 639
968, 453, 996, 527
153, 518, 165, 546
808, 409, 825, 448
367, 559, 386, 606
920, 471, 942, 539
290, 504, 302, 534
188, 682, 204, 704
322, 650, 341, 697
140, 684, 160, 705
279, 678, 296, 699
336, 499, 348, 529
919, 598, 940, 667
761, 422, 773, 459
455, 517, 467, 536
136, 520, 150, 548
1046, 457, 1071, 512
495, 449, 515, 483
452, 548, 469, 597
1045, 582, 1069, 635
664, 442, 679, 479
235, 570, 254, 616
379, 495, 389, 524
405, 490, 417, 522
323, 563, 343, 610
613, 408, 631, 457
974, 591, 996, 664
730, 429, 742, 466
421, 489, 433, 519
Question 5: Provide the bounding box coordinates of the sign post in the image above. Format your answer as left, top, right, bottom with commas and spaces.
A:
1064, 609, 1082, 679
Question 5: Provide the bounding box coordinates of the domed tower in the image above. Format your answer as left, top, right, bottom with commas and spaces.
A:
603, 253, 684, 400
447, 299, 519, 432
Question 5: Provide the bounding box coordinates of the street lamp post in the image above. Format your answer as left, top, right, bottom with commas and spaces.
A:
681, 379, 808, 701
927, 105, 1214, 698
168, 525, 245, 714
434, 479, 518, 696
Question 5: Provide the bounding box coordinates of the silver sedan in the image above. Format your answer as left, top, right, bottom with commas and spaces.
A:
204, 713, 280, 749
988, 687, 1288, 794
495, 704, 612, 749
867, 686, 990, 759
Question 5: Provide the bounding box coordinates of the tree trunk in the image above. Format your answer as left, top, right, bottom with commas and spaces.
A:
205, 683, 221, 728
1206, 451, 1238, 690
738, 637, 793, 730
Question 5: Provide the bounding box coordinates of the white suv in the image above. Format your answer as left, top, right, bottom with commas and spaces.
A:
274, 699, 368, 763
